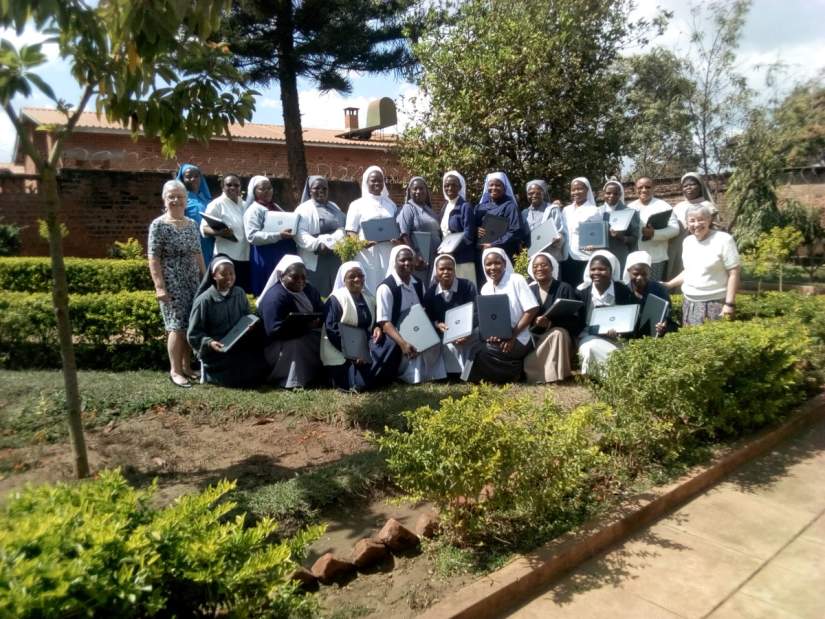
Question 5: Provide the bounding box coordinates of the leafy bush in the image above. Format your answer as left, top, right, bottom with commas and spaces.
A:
333, 235, 370, 262
0, 257, 153, 293
376, 385, 607, 544
0, 469, 323, 618
0, 219, 22, 256
512, 247, 529, 278
109, 237, 145, 260
593, 318, 811, 465
0, 290, 165, 369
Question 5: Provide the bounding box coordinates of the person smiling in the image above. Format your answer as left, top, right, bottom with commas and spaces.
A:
561, 177, 600, 287
187, 255, 267, 387
201, 174, 251, 292
667, 172, 719, 280
475, 172, 524, 259
440, 170, 478, 286
467, 248, 539, 384
422, 253, 479, 379
623, 250, 677, 336
665, 204, 740, 326
598, 180, 639, 272
628, 177, 679, 281
375, 245, 447, 384
522, 179, 566, 263
321, 261, 401, 392
397, 176, 441, 282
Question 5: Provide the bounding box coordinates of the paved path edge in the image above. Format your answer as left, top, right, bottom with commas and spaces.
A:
418, 392, 825, 619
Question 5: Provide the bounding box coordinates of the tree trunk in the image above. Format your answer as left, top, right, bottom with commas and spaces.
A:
275, 0, 307, 208
41, 166, 90, 479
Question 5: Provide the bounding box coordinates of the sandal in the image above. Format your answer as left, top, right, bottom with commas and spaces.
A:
169, 374, 192, 388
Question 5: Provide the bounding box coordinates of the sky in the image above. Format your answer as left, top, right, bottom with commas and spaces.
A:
1, 0, 823, 163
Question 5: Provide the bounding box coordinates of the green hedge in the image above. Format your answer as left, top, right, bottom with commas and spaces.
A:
0, 257, 152, 293
593, 318, 811, 464
0, 291, 165, 370
0, 469, 323, 618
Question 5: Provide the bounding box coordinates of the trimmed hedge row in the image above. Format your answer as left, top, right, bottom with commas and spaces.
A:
0, 257, 152, 293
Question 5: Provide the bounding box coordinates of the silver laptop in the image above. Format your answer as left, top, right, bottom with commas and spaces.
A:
398, 303, 441, 351
438, 231, 465, 254
219, 315, 260, 352
340, 324, 371, 363
528, 218, 560, 256
361, 217, 400, 242
608, 208, 635, 232
263, 211, 298, 234
442, 302, 474, 344
588, 304, 639, 335
638, 294, 669, 338
578, 219, 608, 249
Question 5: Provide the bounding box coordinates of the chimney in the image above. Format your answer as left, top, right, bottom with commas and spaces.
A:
344, 107, 359, 130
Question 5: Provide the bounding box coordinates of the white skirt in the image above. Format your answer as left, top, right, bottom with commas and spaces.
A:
398, 344, 447, 384
577, 334, 619, 375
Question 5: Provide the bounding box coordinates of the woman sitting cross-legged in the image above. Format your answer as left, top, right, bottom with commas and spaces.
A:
523, 252, 582, 384
375, 245, 447, 384
466, 248, 539, 384
257, 255, 325, 389
422, 253, 479, 379
576, 250, 639, 375
623, 250, 678, 337
187, 255, 268, 388
321, 261, 402, 392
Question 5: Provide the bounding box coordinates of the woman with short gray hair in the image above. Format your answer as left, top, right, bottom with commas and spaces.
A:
665, 203, 740, 325
148, 179, 206, 387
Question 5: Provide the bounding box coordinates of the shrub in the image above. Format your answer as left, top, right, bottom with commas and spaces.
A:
109, 237, 145, 260
0, 257, 153, 293
333, 235, 370, 262
512, 247, 529, 278
0, 469, 323, 618
0, 291, 165, 369
376, 385, 607, 544
0, 219, 22, 256
592, 318, 811, 465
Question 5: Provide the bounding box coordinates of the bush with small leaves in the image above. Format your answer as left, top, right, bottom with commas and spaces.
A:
0, 469, 324, 618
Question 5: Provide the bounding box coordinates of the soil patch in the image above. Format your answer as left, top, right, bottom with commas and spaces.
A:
0, 408, 370, 503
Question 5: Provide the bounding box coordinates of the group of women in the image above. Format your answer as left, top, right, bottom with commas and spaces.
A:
147, 164, 740, 389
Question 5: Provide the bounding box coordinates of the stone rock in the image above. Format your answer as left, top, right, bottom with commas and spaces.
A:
415, 512, 440, 539
377, 518, 420, 552
310, 553, 356, 585
289, 566, 318, 591
351, 537, 388, 569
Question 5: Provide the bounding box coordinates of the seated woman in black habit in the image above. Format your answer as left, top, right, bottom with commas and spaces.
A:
422, 253, 479, 379
321, 261, 402, 392
623, 250, 678, 337
187, 255, 268, 388
523, 252, 582, 384
257, 255, 324, 388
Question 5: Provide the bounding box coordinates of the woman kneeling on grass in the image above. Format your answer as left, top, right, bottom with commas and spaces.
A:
321, 261, 402, 392
187, 255, 268, 388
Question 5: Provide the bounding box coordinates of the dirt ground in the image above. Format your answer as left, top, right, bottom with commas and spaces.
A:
0, 407, 370, 503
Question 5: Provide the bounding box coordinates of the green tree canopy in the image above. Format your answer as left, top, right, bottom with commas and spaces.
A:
222, 0, 422, 204
399, 0, 666, 203
772, 73, 825, 167
621, 47, 698, 179
0, 0, 255, 477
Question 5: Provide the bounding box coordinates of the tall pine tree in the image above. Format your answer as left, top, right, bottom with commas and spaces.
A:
223, 0, 422, 204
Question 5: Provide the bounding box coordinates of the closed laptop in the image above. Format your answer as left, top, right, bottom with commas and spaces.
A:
477, 294, 512, 339
443, 302, 474, 344
361, 217, 400, 242
588, 304, 639, 335
340, 324, 371, 363
398, 303, 441, 351
528, 218, 560, 256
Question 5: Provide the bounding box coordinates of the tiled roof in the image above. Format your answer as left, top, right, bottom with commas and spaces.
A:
21, 107, 397, 148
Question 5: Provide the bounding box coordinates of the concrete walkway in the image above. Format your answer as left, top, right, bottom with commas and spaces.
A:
508, 418, 825, 619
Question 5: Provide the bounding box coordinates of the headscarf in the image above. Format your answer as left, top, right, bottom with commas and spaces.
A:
602, 180, 625, 206
361, 165, 390, 199
430, 253, 457, 285
623, 250, 653, 285
442, 170, 467, 201
176, 163, 212, 204
680, 172, 714, 205
245, 175, 270, 208
570, 177, 596, 207
301, 175, 328, 204
578, 249, 621, 290
480, 247, 514, 288
332, 261, 365, 292
195, 253, 234, 298
385, 244, 415, 278
479, 172, 517, 205
440, 170, 467, 235
257, 254, 303, 303
404, 176, 433, 208
527, 251, 560, 283
525, 179, 550, 203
